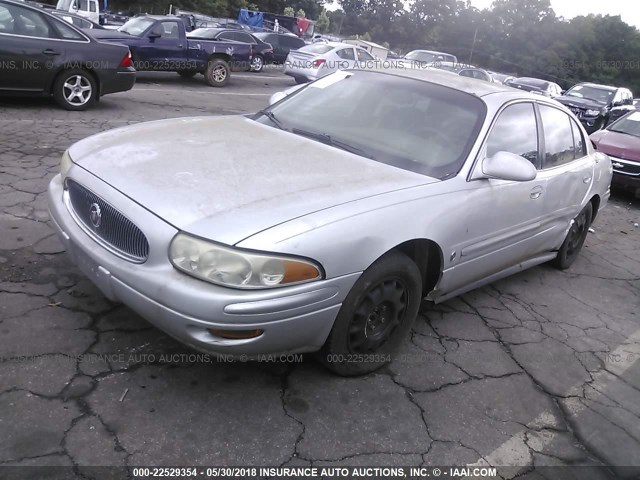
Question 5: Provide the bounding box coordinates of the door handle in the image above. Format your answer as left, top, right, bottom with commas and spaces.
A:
583, 176, 592, 184
530, 185, 543, 199
42, 49, 61, 55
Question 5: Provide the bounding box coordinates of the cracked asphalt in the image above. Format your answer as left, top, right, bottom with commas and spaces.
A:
1, 68, 640, 479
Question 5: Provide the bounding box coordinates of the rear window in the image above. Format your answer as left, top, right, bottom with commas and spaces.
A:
300, 44, 333, 54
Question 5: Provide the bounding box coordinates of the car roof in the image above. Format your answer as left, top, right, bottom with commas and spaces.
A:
364, 66, 548, 101
408, 49, 455, 56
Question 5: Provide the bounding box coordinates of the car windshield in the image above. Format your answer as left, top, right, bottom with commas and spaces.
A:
404, 51, 436, 63
609, 111, 640, 137
118, 17, 155, 36
299, 44, 333, 54
256, 71, 486, 179
565, 85, 614, 103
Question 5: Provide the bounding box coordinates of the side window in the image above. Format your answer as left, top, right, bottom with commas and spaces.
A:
238, 33, 255, 43
13, 6, 55, 38
336, 48, 355, 60
539, 105, 576, 168
78, 0, 88, 11
356, 49, 374, 61
89, 1, 97, 12
570, 120, 586, 159
160, 21, 180, 39
459, 69, 474, 78
218, 32, 234, 41
0, 5, 16, 33
486, 103, 539, 166
51, 17, 85, 40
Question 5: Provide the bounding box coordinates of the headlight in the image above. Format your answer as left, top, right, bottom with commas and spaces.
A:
60, 149, 73, 178
585, 109, 600, 116
169, 233, 323, 289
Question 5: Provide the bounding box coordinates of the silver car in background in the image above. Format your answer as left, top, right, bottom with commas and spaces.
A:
48, 68, 612, 376
284, 42, 377, 84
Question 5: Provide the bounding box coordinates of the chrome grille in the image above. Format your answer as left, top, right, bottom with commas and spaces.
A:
65, 179, 149, 262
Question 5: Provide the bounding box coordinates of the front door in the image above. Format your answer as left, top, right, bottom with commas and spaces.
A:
442, 102, 549, 294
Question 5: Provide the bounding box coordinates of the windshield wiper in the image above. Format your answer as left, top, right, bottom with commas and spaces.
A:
258, 110, 285, 130
291, 128, 372, 158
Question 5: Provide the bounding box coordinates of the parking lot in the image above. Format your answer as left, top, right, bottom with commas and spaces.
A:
1, 68, 640, 478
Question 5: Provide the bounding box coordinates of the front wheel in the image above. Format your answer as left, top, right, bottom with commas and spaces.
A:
52, 69, 97, 111
294, 76, 307, 85
552, 202, 593, 270
320, 251, 422, 376
204, 58, 230, 87
250, 55, 264, 72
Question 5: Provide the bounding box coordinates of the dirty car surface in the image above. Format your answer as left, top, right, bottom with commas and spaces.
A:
47, 68, 613, 375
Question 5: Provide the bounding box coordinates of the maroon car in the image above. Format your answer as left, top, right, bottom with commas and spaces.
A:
590, 111, 640, 198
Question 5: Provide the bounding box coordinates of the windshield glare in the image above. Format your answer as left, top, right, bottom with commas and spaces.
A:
566, 85, 614, 103
258, 71, 486, 179
609, 112, 640, 137
119, 17, 155, 36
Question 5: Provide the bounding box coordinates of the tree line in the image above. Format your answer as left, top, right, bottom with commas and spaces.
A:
102, 0, 640, 93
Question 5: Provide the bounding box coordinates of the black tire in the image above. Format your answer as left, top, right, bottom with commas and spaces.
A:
250, 55, 264, 73
204, 58, 230, 87
552, 202, 593, 270
177, 70, 197, 78
52, 69, 97, 111
294, 76, 307, 85
320, 251, 422, 376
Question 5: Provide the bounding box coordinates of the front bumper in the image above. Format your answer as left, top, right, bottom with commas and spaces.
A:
47, 172, 360, 356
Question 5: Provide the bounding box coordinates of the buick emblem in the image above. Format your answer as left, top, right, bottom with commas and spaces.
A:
89, 203, 102, 228
612, 162, 624, 169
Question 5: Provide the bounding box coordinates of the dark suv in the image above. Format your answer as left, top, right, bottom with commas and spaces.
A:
556, 83, 634, 133
253, 32, 305, 64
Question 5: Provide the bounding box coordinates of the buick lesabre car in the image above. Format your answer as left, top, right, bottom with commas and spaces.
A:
48, 68, 612, 375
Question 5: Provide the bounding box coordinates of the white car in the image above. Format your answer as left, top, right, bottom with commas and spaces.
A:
284, 42, 377, 84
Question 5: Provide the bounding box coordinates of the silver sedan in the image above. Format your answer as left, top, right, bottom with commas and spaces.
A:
283, 42, 377, 84
47, 68, 612, 375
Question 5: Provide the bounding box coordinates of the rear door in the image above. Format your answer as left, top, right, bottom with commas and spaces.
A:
335, 46, 356, 72
0, 2, 72, 92
535, 103, 594, 248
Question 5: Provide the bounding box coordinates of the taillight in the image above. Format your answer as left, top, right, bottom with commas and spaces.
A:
120, 50, 132, 68
312, 59, 325, 68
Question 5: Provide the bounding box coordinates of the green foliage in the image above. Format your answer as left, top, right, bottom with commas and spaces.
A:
316, 9, 330, 33
106, 0, 640, 92
295, 8, 306, 18
283, 6, 294, 16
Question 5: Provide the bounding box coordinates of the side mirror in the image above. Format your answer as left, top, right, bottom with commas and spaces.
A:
481, 151, 537, 182
269, 91, 287, 105
148, 31, 161, 39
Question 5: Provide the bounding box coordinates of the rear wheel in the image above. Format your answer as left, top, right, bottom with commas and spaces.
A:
53, 69, 97, 111
552, 202, 593, 270
294, 76, 307, 85
204, 58, 230, 87
177, 70, 197, 78
320, 251, 422, 376
250, 55, 264, 72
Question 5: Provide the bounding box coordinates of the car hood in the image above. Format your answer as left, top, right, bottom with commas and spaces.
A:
556, 95, 605, 110
590, 130, 640, 161
69, 116, 435, 244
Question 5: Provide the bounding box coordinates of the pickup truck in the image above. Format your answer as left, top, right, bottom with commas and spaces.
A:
86, 15, 253, 87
